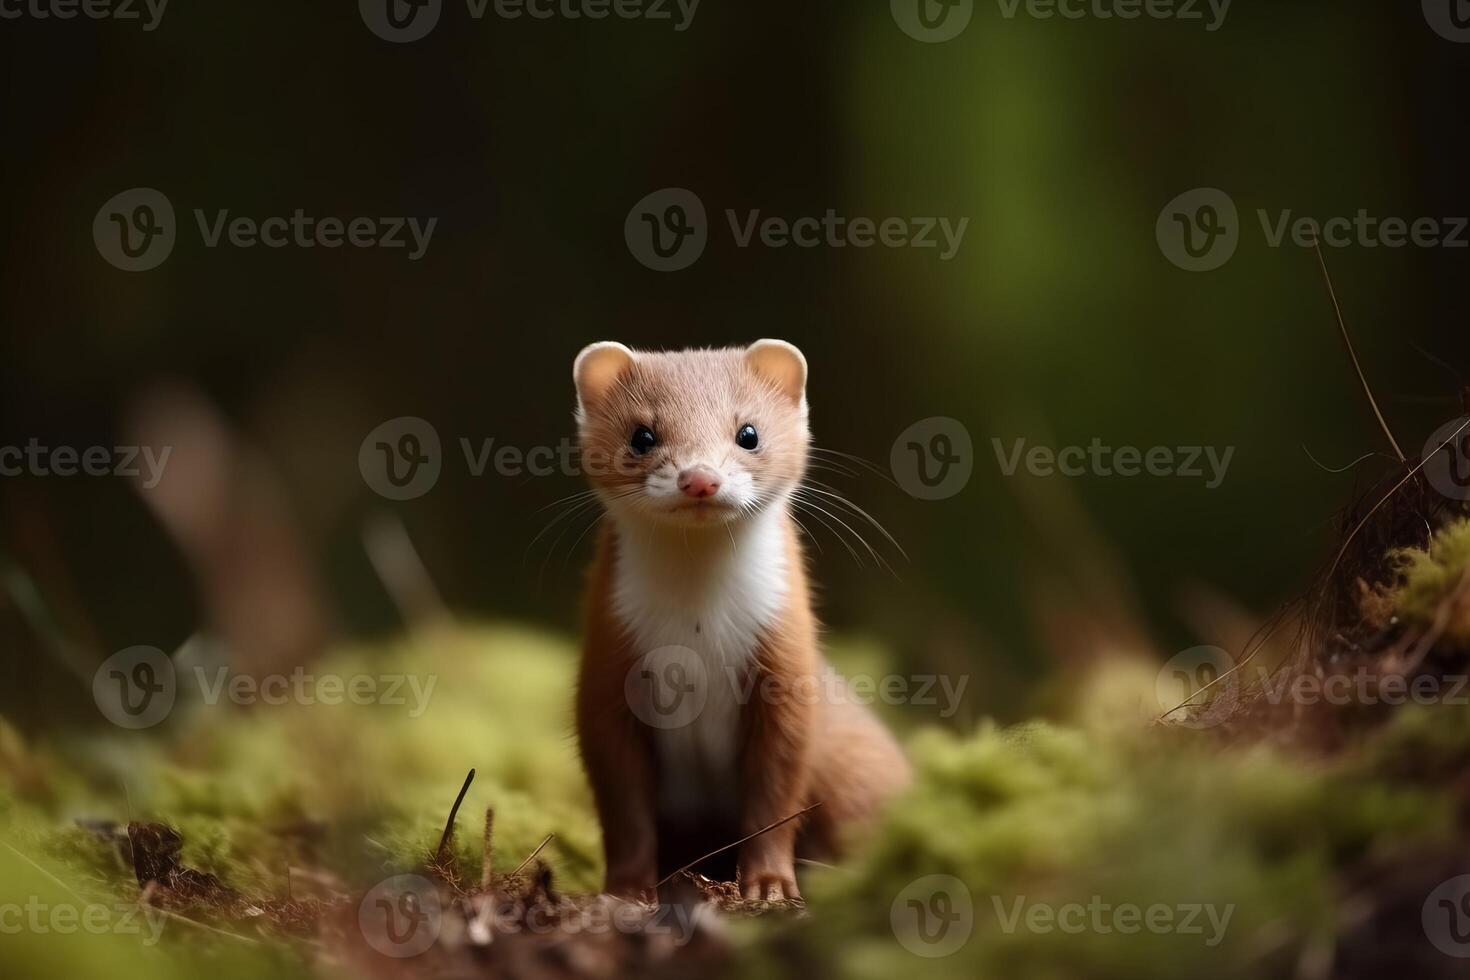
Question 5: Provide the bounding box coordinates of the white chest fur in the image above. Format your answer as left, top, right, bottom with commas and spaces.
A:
611, 505, 791, 815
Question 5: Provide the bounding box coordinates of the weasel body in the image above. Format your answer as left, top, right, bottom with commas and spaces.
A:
572, 340, 910, 901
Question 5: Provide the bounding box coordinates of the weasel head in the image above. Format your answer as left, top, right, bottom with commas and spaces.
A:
572, 340, 809, 529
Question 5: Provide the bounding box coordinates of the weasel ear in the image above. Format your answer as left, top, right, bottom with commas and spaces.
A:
573, 342, 635, 411
745, 339, 807, 405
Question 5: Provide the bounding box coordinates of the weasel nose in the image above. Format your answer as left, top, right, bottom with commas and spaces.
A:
677, 466, 722, 499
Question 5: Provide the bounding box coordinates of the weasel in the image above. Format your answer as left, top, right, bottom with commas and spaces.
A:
572, 339, 911, 902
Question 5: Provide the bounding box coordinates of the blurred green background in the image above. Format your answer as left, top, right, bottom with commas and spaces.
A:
2, 0, 1468, 731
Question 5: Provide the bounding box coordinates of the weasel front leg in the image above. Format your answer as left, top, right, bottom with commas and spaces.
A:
577, 654, 658, 902
737, 658, 815, 901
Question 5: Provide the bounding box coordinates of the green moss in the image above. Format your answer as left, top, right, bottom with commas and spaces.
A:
4, 627, 1464, 980
749, 717, 1454, 980
1365, 701, 1470, 781
8, 624, 601, 897
1394, 518, 1470, 633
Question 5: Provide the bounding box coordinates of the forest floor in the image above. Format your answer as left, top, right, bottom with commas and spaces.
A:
5, 490, 1470, 980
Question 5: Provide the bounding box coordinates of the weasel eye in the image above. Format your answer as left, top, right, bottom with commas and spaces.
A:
736, 424, 759, 451
630, 426, 657, 455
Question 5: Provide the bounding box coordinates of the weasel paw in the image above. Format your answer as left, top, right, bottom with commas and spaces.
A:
739, 869, 800, 902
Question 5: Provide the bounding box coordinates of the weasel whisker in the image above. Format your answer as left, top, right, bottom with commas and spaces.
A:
799, 483, 908, 563
792, 497, 863, 565
793, 490, 892, 574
